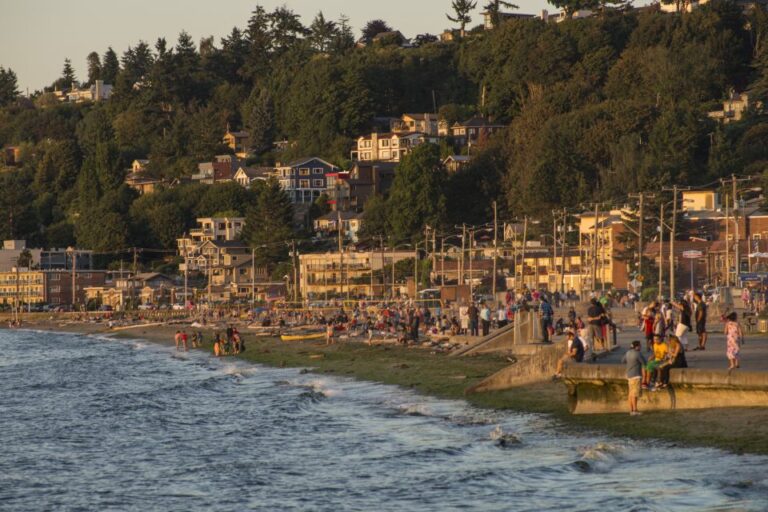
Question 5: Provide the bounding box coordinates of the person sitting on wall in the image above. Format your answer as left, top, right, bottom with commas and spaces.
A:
552, 329, 585, 380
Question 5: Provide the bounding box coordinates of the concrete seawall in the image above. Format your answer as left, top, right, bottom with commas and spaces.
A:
564, 365, 768, 414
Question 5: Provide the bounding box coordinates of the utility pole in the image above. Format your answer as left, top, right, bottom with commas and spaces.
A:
662, 185, 690, 298
628, 193, 656, 285
72, 248, 77, 308
469, 227, 475, 297
460, 224, 466, 286
440, 237, 445, 287
391, 243, 396, 299
184, 240, 189, 310
337, 211, 344, 298
552, 209, 557, 291
521, 216, 528, 289
291, 240, 298, 303
725, 194, 730, 287
592, 203, 599, 293
721, 174, 753, 287
659, 202, 665, 300
414, 243, 419, 299
560, 211, 567, 293
492, 201, 498, 302
251, 247, 256, 308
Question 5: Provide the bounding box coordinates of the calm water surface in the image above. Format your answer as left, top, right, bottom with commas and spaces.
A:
1, 329, 767, 511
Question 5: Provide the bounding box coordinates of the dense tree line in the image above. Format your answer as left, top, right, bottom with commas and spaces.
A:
0, 1, 767, 268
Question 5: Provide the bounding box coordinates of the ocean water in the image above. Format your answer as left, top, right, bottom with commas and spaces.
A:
1, 329, 766, 511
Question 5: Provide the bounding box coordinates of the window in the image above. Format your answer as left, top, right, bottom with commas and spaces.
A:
381, 139, 390, 147
362, 140, 371, 148
753, 234, 762, 240
313, 168, 324, 174
299, 180, 310, 188
299, 168, 310, 176
50, 286, 61, 293
381, 150, 390, 160
362, 152, 371, 160
50, 274, 60, 281
313, 179, 324, 187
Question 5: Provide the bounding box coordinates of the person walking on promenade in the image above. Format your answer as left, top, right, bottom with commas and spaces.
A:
641, 302, 656, 352
468, 302, 479, 336
540, 296, 554, 343
724, 312, 743, 370
693, 293, 708, 350
673, 297, 693, 351
622, 340, 647, 416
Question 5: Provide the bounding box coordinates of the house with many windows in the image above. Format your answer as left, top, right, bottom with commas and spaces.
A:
350, 132, 436, 163
233, 166, 274, 188
450, 117, 506, 147
276, 157, 339, 204
191, 155, 242, 185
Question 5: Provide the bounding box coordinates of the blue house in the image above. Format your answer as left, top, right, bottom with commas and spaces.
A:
276, 157, 339, 204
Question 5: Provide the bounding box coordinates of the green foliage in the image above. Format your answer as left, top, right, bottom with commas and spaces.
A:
386, 144, 448, 242
361, 20, 393, 43
447, 0, 478, 35
242, 179, 294, 267
0, 67, 19, 107
1, 1, 768, 265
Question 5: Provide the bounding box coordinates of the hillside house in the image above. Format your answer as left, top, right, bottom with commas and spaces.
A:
276, 157, 339, 204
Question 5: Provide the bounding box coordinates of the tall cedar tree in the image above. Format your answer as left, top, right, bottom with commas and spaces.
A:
242, 178, 294, 268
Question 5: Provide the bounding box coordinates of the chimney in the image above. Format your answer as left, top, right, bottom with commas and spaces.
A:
94, 80, 103, 101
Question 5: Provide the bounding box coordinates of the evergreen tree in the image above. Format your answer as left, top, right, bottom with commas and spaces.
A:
242, 178, 294, 267
447, 0, 477, 37
53, 58, 77, 90
242, 85, 275, 153
268, 6, 308, 55
101, 47, 120, 83
0, 67, 19, 106
86, 51, 102, 85
241, 6, 273, 81
361, 19, 393, 43
309, 11, 338, 53
331, 15, 356, 54
386, 144, 447, 242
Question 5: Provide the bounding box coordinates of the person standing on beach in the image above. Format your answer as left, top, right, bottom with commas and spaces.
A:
622, 340, 647, 416
480, 303, 491, 337
693, 293, 708, 350
724, 312, 743, 370
468, 302, 479, 336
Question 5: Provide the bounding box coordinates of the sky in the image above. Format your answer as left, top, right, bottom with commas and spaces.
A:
0, 0, 556, 93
